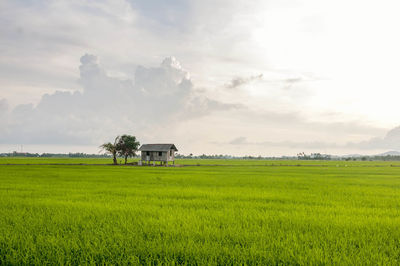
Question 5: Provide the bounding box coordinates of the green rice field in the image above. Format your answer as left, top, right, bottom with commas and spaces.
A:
1, 158, 400, 264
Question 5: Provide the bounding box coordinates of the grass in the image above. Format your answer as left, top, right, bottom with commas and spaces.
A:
1, 159, 400, 264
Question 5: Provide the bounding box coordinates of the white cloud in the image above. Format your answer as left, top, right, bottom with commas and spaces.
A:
348, 126, 400, 151
225, 74, 263, 89
0, 54, 240, 146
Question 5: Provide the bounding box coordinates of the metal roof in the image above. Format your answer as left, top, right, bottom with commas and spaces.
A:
138, 144, 178, 152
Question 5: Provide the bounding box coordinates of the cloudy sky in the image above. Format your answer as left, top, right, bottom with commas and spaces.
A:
1, 0, 400, 156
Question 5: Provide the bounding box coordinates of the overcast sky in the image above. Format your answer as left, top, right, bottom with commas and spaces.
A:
1, 0, 400, 156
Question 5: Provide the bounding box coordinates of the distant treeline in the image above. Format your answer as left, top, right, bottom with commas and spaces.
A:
176, 154, 299, 160
0, 152, 111, 158
176, 153, 400, 161
343, 155, 400, 161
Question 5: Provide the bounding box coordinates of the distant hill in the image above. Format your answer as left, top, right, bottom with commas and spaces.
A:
342, 151, 400, 158
376, 151, 400, 156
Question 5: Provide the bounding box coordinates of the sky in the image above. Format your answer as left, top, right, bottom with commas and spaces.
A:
1, 0, 400, 156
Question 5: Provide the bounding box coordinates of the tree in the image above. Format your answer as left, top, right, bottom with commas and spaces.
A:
100, 136, 119, 165
116, 135, 140, 164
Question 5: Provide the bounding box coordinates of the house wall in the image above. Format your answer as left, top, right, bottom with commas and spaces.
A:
168, 149, 175, 161
141, 150, 175, 161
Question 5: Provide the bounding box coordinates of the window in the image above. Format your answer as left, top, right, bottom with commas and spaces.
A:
170, 150, 173, 156
146, 151, 150, 156
158, 152, 162, 156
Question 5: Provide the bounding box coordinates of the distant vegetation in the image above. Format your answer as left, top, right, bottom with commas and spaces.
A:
176, 153, 400, 161
297, 152, 331, 160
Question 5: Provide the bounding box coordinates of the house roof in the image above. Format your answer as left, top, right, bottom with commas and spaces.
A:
138, 144, 178, 152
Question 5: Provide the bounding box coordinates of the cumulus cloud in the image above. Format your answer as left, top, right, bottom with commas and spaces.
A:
348, 126, 400, 150
0, 54, 240, 145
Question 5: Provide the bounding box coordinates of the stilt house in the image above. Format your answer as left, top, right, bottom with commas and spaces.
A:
138, 144, 178, 165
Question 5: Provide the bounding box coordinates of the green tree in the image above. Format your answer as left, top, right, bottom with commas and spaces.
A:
116, 135, 140, 164
99, 136, 119, 165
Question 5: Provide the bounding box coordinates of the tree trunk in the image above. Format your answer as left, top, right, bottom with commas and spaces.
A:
124, 155, 128, 164
113, 152, 117, 165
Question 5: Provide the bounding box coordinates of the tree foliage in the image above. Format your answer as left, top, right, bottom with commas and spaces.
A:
116, 135, 140, 164
99, 136, 119, 165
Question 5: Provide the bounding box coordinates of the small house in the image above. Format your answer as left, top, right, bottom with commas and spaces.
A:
138, 144, 178, 165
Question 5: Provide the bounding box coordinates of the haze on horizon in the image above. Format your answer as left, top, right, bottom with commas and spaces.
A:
1, 0, 400, 156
